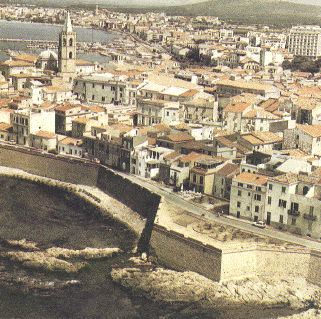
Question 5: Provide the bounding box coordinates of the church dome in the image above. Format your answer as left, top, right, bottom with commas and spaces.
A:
38, 50, 58, 60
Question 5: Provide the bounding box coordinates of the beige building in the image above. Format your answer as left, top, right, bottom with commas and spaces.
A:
189, 157, 226, 195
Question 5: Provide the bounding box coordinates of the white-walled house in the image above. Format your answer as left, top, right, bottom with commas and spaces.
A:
29, 130, 56, 151
230, 172, 268, 221
266, 173, 321, 233
57, 136, 83, 157
11, 106, 55, 146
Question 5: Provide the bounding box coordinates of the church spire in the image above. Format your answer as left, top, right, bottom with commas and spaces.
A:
63, 11, 73, 33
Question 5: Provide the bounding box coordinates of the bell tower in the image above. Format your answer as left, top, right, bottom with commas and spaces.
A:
58, 11, 76, 81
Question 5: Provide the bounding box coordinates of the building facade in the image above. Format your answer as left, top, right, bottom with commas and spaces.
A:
288, 26, 321, 58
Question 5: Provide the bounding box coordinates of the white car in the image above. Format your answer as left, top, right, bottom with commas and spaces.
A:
252, 221, 266, 228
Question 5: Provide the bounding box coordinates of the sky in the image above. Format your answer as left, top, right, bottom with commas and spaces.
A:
107, 0, 321, 5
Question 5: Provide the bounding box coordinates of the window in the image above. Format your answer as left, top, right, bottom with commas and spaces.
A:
102, 97, 105, 102
254, 194, 261, 201
279, 215, 283, 224
102, 85, 104, 89
256, 187, 261, 192
303, 186, 309, 195
92, 84, 95, 88
247, 206, 250, 211
308, 222, 312, 231
255, 206, 259, 213
69, 38, 73, 46
193, 174, 196, 183
279, 199, 287, 208
309, 206, 314, 215
237, 201, 241, 208
268, 196, 272, 205
238, 190, 242, 196
281, 186, 286, 193
248, 192, 251, 196
291, 218, 296, 226
238, 182, 243, 187
200, 176, 204, 185
69, 51, 73, 59
247, 185, 252, 189
92, 95, 95, 100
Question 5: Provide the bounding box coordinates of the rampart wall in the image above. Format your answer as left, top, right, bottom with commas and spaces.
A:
150, 199, 321, 284
0, 145, 99, 186
150, 224, 222, 282
0, 144, 161, 252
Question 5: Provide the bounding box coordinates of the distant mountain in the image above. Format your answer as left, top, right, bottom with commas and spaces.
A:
2, 0, 321, 27
116, 0, 321, 27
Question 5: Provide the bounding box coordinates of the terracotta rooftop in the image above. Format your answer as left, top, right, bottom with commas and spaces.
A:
59, 137, 82, 146
1, 60, 33, 67
235, 172, 268, 186
160, 132, 195, 143
76, 59, 94, 66
13, 54, 38, 63
34, 130, 56, 138
297, 124, 321, 138
0, 122, 12, 131
269, 173, 319, 185
224, 102, 251, 113
215, 163, 239, 177
180, 89, 199, 98
180, 152, 210, 164
217, 79, 273, 91
163, 151, 180, 161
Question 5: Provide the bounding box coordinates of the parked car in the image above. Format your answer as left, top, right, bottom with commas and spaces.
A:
252, 220, 266, 228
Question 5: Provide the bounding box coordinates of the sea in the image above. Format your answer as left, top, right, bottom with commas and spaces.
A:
0, 19, 120, 63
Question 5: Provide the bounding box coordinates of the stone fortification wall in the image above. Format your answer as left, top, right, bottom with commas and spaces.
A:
0, 144, 161, 253
220, 247, 257, 280
150, 224, 222, 282
308, 250, 321, 286
96, 166, 161, 252
0, 145, 99, 186
257, 246, 310, 279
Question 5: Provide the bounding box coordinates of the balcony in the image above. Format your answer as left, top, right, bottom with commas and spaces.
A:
288, 209, 300, 217
303, 213, 317, 221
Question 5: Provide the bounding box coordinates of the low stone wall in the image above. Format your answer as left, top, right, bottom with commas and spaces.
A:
0, 144, 99, 186
308, 250, 321, 286
150, 224, 222, 282
257, 246, 310, 279
221, 247, 257, 280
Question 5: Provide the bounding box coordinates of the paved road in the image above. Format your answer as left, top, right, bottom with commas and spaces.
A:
119, 171, 321, 252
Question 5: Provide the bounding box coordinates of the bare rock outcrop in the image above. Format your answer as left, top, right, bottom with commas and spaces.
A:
111, 267, 321, 310
279, 309, 321, 318
4, 244, 122, 273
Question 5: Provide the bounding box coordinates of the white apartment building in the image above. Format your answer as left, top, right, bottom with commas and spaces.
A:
288, 26, 321, 58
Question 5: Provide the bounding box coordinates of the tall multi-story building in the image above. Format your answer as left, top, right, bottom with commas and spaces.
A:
287, 26, 321, 58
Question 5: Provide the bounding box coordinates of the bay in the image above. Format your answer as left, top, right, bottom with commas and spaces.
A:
0, 19, 121, 63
